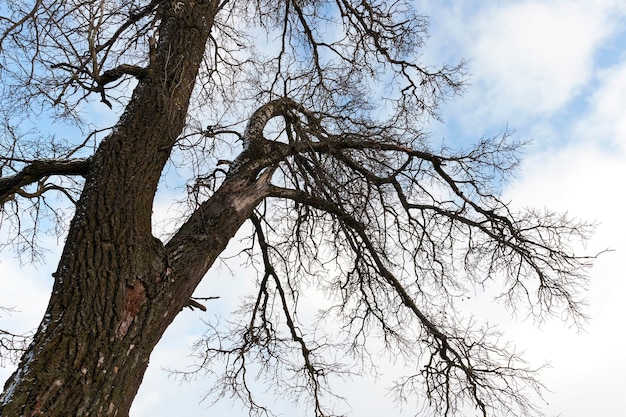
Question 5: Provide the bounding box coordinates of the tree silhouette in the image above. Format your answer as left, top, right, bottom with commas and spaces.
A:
0, 1, 595, 416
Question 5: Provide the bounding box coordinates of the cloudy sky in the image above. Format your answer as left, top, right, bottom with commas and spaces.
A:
2, 0, 626, 416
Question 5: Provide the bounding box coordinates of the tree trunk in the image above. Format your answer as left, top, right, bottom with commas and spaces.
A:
0, 1, 263, 416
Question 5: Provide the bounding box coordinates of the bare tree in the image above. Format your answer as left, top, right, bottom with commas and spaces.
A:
0, 1, 596, 416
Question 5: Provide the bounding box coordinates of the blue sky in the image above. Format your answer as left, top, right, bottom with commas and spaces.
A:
2, 1, 626, 416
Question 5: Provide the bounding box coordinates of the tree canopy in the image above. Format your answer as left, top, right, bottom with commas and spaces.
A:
0, 1, 595, 416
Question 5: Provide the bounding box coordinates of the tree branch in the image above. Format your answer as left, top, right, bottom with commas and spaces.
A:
266, 185, 544, 416
98, 64, 148, 85
0, 158, 90, 205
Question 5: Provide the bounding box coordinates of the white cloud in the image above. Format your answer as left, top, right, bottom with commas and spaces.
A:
503, 143, 626, 416
475, 3, 605, 107
0, 256, 53, 378
429, 0, 626, 135
575, 61, 626, 152
499, 50, 626, 414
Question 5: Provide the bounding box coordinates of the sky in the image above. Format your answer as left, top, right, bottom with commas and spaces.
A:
2, 0, 626, 416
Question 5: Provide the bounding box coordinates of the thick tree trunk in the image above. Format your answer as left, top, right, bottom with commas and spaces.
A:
0, 2, 264, 416
0, 174, 270, 417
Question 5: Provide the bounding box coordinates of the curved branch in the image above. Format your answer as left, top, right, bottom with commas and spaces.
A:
0, 158, 90, 205
242, 97, 311, 147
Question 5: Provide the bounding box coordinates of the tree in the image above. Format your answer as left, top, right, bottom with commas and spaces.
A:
0, 1, 595, 416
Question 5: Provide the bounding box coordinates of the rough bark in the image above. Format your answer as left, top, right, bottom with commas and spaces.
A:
0, 1, 257, 416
